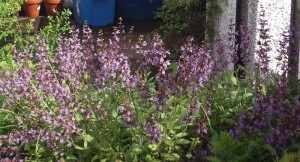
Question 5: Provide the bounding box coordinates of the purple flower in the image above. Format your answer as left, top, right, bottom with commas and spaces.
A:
119, 103, 138, 127
144, 118, 162, 143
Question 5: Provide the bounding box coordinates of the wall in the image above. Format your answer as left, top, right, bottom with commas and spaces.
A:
213, 0, 237, 39
212, 0, 237, 70
214, 0, 294, 74
255, 0, 292, 73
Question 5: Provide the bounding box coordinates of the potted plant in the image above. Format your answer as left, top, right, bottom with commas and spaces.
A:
23, 0, 42, 17
43, 0, 64, 16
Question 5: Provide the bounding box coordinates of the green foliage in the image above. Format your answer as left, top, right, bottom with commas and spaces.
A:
70, 79, 200, 162
156, 0, 225, 40
208, 71, 254, 131
207, 131, 277, 162
155, 0, 226, 60
0, 0, 23, 18
39, 9, 72, 54
208, 131, 240, 162
278, 150, 300, 162
0, 9, 72, 68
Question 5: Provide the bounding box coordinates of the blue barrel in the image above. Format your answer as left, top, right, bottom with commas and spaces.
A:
116, 0, 162, 21
72, 0, 115, 26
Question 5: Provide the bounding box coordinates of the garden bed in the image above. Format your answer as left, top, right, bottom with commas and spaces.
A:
0, 7, 300, 162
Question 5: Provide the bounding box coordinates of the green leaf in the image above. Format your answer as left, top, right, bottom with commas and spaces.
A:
262, 144, 277, 157
160, 113, 166, 118
83, 134, 94, 142
170, 62, 177, 76
112, 110, 118, 118
243, 93, 253, 98
220, 118, 235, 124
0, 61, 7, 67
145, 155, 160, 162
162, 153, 180, 161
66, 155, 78, 160
230, 91, 238, 99
130, 144, 143, 156
230, 75, 238, 86
163, 139, 174, 147
100, 159, 108, 162
91, 155, 100, 162
175, 132, 188, 138
83, 134, 94, 148
177, 139, 190, 145
190, 138, 200, 150
74, 145, 86, 150
148, 144, 158, 151
28, 60, 35, 69
186, 153, 192, 159
226, 72, 238, 86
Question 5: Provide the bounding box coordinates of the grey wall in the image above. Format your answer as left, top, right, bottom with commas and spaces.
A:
255, 0, 292, 73
212, 0, 237, 70
213, 0, 237, 39
214, 0, 293, 73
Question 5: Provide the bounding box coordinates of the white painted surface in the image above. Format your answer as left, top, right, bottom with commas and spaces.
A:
213, 0, 293, 73
255, 0, 292, 73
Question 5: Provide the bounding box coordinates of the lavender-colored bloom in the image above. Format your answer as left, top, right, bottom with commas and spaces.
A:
119, 103, 138, 127
143, 118, 162, 143
177, 37, 213, 94
275, 29, 291, 75
232, 75, 299, 156
239, 25, 253, 67
256, 5, 271, 75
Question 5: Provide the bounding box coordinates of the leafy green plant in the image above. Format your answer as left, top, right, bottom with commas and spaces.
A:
156, 0, 225, 40
0, 0, 23, 18
278, 150, 300, 162
0, 9, 71, 68
207, 71, 254, 132
207, 131, 275, 162
155, 0, 226, 60
207, 131, 240, 162
39, 9, 72, 54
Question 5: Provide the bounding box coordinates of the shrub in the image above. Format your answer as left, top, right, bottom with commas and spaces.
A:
0, 20, 213, 161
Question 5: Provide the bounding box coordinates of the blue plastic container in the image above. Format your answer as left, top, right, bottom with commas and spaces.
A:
116, 0, 162, 21
72, 0, 115, 26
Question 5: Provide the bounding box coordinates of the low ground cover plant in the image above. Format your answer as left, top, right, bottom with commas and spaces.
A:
0, 7, 299, 162
0, 0, 23, 19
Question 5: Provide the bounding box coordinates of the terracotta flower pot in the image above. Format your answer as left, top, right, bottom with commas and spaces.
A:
43, 0, 64, 16
23, 0, 42, 17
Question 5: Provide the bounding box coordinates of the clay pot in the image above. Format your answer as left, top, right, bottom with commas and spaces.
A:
23, 0, 42, 17
43, 0, 64, 16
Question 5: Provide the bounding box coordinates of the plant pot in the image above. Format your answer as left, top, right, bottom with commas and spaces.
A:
43, 0, 64, 16
23, 0, 42, 17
